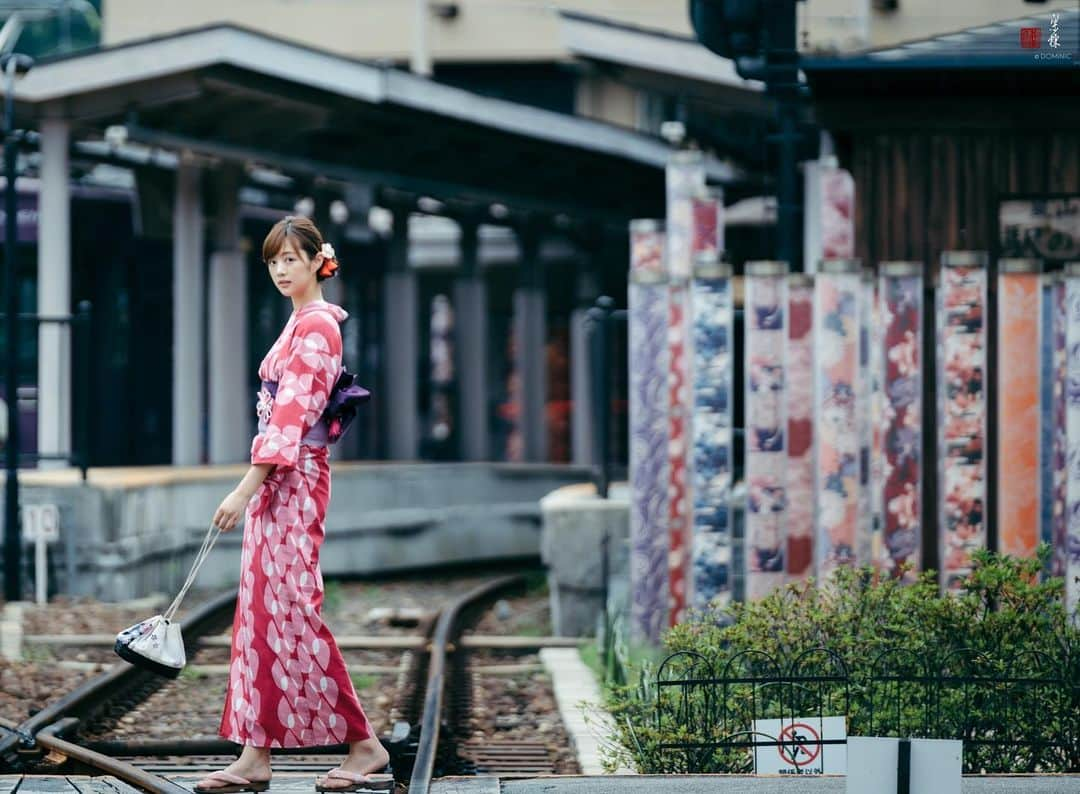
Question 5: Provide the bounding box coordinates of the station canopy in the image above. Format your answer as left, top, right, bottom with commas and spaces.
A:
9, 24, 742, 221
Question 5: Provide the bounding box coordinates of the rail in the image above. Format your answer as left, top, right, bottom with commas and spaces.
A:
408, 574, 524, 793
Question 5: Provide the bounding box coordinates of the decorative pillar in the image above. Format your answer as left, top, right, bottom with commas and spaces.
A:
664, 150, 703, 623
997, 259, 1042, 560
514, 226, 547, 463
813, 258, 861, 580
453, 219, 488, 461
745, 260, 788, 599
384, 207, 419, 460
856, 269, 874, 567
1047, 273, 1067, 579
938, 251, 988, 593
628, 220, 668, 643
1064, 261, 1080, 624
37, 116, 72, 469
689, 253, 734, 610
786, 273, 814, 582
172, 157, 205, 465
878, 262, 924, 580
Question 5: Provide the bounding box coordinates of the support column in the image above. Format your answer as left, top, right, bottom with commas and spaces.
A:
172, 157, 204, 465
514, 227, 547, 463
384, 207, 418, 460
453, 219, 488, 461
570, 263, 600, 466
37, 117, 71, 469
208, 168, 248, 463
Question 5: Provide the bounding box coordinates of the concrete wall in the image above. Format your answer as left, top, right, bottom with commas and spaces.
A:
5, 463, 590, 601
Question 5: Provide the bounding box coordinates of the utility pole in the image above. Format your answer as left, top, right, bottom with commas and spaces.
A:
1, 8, 35, 601
689, 0, 806, 269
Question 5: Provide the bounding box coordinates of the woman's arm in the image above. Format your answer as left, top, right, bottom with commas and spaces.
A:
213, 463, 275, 532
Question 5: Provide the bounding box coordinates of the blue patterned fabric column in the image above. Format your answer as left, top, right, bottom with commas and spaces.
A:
690, 254, 734, 611
856, 271, 874, 567
628, 221, 669, 643
1041, 274, 1058, 569
1051, 275, 1068, 580
744, 260, 788, 599
1065, 262, 1080, 624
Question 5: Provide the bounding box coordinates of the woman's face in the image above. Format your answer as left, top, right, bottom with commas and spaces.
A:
266, 238, 322, 297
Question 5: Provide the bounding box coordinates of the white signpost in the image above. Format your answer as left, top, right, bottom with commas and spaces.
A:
22, 503, 60, 605
753, 716, 847, 776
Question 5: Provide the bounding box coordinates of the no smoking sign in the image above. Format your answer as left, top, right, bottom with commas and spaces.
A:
754, 716, 846, 775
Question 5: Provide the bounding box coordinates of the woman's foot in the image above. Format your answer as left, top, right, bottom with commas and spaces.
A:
316, 739, 391, 792
194, 752, 273, 793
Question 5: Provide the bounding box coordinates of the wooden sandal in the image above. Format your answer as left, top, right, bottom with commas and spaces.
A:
193, 770, 271, 794
314, 767, 394, 793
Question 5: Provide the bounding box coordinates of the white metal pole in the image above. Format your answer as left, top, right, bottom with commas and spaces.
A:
35, 534, 46, 605
411, 0, 432, 76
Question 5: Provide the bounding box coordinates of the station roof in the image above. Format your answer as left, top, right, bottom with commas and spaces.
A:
802, 7, 1079, 122
8, 24, 744, 222
803, 6, 1078, 72
559, 11, 766, 97
807, 5, 1075, 72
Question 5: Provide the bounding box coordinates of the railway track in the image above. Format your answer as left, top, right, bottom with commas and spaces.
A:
3, 571, 568, 793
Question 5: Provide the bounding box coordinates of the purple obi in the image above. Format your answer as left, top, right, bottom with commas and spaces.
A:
257, 380, 330, 447
257, 370, 370, 448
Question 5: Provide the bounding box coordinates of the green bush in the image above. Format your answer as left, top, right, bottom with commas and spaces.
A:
601, 549, 1080, 774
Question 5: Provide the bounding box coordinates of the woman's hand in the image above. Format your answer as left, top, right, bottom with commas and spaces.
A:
213, 489, 252, 532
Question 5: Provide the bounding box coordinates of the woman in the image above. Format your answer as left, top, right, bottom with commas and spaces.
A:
195, 216, 391, 794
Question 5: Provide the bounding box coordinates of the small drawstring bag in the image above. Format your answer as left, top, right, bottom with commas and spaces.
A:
114, 523, 222, 678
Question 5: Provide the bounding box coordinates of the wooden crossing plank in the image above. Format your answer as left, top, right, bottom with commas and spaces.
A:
12, 777, 77, 794
67, 777, 144, 794
432, 778, 501, 794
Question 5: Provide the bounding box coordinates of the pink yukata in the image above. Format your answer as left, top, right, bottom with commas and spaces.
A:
220, 300, 375, 748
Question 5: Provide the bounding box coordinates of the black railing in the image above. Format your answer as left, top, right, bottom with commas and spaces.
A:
652, 647, 1080, 774
0, 300, 92, 479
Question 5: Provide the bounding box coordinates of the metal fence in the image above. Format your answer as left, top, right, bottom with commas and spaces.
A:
653, 647, 1080, 774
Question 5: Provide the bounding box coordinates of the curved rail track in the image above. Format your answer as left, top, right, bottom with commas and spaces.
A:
1, 571, 558, 794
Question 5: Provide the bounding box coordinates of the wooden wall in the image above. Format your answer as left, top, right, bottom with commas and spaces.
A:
840, 132, 1079, 269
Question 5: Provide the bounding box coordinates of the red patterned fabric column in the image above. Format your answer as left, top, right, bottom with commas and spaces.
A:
786, 274, 814, 582
878, 262, 923, 579
664, 152, 704, 625
938, 251, 988, 593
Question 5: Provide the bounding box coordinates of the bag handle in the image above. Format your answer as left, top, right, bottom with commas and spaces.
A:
164, 523, 222, 622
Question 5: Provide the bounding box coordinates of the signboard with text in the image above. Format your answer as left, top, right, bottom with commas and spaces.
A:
753, 716, 846, 775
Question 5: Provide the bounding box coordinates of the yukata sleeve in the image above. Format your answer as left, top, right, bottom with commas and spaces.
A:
250, 313, 342, 469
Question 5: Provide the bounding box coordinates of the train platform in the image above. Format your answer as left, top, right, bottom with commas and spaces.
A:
8, 772, 1080, 794
431, 774, 1080, 793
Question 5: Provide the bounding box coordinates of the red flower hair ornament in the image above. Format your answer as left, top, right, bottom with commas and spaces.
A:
318, 242, 340, 280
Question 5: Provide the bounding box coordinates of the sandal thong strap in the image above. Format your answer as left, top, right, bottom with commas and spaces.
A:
205, 772, 256, 786
324, 769, 393, 783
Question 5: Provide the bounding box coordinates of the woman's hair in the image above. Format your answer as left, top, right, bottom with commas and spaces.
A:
262, 215, 339, 281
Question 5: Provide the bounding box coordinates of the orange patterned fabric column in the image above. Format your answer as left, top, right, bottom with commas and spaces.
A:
997, 259, 1042, 559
